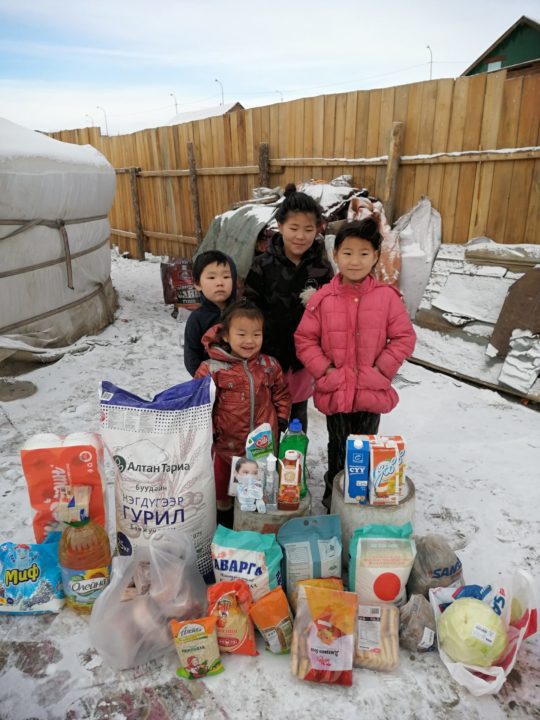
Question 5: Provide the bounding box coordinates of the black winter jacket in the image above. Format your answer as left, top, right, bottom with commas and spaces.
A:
183, 257, 238, 376
244, 234, 333, 372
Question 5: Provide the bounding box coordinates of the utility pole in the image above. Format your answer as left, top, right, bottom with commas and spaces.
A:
170, 92, 179, 115
426, 45, 433, 80
96, 105, 109, 135
214, 78, 224, 106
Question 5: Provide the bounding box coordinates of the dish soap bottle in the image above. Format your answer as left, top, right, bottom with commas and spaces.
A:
279, 418, 309, 498
58, 486, 111, 613
264, 454, 278, 512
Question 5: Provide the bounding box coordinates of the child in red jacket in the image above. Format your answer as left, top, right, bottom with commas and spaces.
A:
294, 217, 416, 508
195, 299, 291, 525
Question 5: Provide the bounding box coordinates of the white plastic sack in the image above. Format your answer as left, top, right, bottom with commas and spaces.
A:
100, 376, 216, 581
429, 570, 537, 696
90, 531, 207, 669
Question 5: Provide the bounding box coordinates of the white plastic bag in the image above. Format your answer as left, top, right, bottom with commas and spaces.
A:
429, 570, 537, 696
89, 531, 207, 669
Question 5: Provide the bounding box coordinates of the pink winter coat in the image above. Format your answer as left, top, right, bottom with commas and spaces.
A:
294, 274, 416, 416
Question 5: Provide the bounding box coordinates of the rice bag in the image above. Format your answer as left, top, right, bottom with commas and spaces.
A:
399, 594, 437, 652
349, 522, 416, 606
249, 587, 294, 654
289, 577, 344, 614
170, 616, 224, 679
291, 585, 357, 686
0, 533, 64, 613
355, 603, 400, 670
277, 515, 342, 599
100, 377, 216, 582
208, 579, 258, 656
211, 525, 282, 602
407, 534, 463, 598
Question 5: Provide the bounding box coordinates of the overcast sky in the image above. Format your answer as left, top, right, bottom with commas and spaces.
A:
1, 0, 538, 135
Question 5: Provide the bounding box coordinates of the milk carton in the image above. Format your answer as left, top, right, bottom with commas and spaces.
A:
344, 435, 373, 504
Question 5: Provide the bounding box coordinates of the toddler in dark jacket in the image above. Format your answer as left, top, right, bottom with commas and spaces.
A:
183, 251, 237, 376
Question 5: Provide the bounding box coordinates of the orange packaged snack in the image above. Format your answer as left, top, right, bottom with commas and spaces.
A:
249, 587, 293, 654
170, 616, 224, 679
207, 579, 258, 656
291, 585, 357, 686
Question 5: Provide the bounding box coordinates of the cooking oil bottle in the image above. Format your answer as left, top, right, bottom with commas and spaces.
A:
58, 486, 111, 612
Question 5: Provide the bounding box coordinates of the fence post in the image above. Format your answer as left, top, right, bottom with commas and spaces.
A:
128, 167, 145, 260
383, 122, 403, 225
258, 142, 270, 188
187, 142, 203, 245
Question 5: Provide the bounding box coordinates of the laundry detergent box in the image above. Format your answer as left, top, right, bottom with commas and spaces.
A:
344, 435, 376, 504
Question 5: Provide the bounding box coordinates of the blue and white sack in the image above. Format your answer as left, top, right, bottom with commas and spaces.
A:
100, 377, 216, 581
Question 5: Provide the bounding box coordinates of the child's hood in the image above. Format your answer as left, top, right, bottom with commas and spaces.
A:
200, 323, 239, 363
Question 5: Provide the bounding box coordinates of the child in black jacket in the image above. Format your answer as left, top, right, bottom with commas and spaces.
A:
183, 251, 237, 376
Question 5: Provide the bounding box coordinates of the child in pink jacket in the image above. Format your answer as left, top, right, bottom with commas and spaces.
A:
294, 217, 416, 508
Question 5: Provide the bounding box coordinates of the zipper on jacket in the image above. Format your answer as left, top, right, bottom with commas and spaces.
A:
243, 360, 256, 430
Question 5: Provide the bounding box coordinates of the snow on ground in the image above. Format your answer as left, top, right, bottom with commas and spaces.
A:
0, 251, 539, 720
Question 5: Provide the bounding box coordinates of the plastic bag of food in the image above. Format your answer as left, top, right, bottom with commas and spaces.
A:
349, 523, 416, 606
399, 594, 437, 652
0, 532, 64, 614
170, 615, 224, 679
249, 587, 294, 654
208, 579, 258, 656
89, 531, 207, 669
291, 585, 357, 685
429, 570, 537, 696
277, 515, 342, 599
355, 603, 400, 670
407, 534, 463, 598
211, 525, 282, 602
289, 577, 344, 614
20, 432, 107, 543
100, 377, 216, 582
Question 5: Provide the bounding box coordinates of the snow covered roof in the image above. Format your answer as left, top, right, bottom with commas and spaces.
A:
167, 102, 244, 126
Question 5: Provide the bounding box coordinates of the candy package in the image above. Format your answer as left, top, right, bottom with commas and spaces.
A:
249, 587, 293, 654
208, 579, 258, 656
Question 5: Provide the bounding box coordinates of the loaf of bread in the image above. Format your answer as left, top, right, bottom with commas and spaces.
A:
354, 603, 400, 671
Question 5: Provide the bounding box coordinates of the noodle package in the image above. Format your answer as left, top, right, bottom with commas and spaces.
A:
208, 579, 258, 656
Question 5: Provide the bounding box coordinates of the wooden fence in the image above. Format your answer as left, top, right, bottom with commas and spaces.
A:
50, 69, 540, 260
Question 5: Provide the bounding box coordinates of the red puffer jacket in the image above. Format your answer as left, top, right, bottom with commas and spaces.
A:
194, 325, 291, 459
294, 274, 416, 416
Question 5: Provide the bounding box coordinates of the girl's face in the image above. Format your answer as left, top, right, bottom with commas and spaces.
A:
279, 211, 318, 264
334, 236, 379, 285
222, 315, 263, 360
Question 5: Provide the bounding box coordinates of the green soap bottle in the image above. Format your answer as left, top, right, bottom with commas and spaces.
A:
278, 418, 309, 498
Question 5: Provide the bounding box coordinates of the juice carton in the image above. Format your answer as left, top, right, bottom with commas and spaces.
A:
369, 441, 400, 505
277, 450, 301, 511
344, 435, 374, 504
384, 436, 406, 497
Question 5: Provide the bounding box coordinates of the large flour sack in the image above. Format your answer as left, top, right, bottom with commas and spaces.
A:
100, 377, 216, 581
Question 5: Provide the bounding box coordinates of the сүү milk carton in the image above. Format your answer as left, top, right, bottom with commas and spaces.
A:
344, 435, 376, 504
